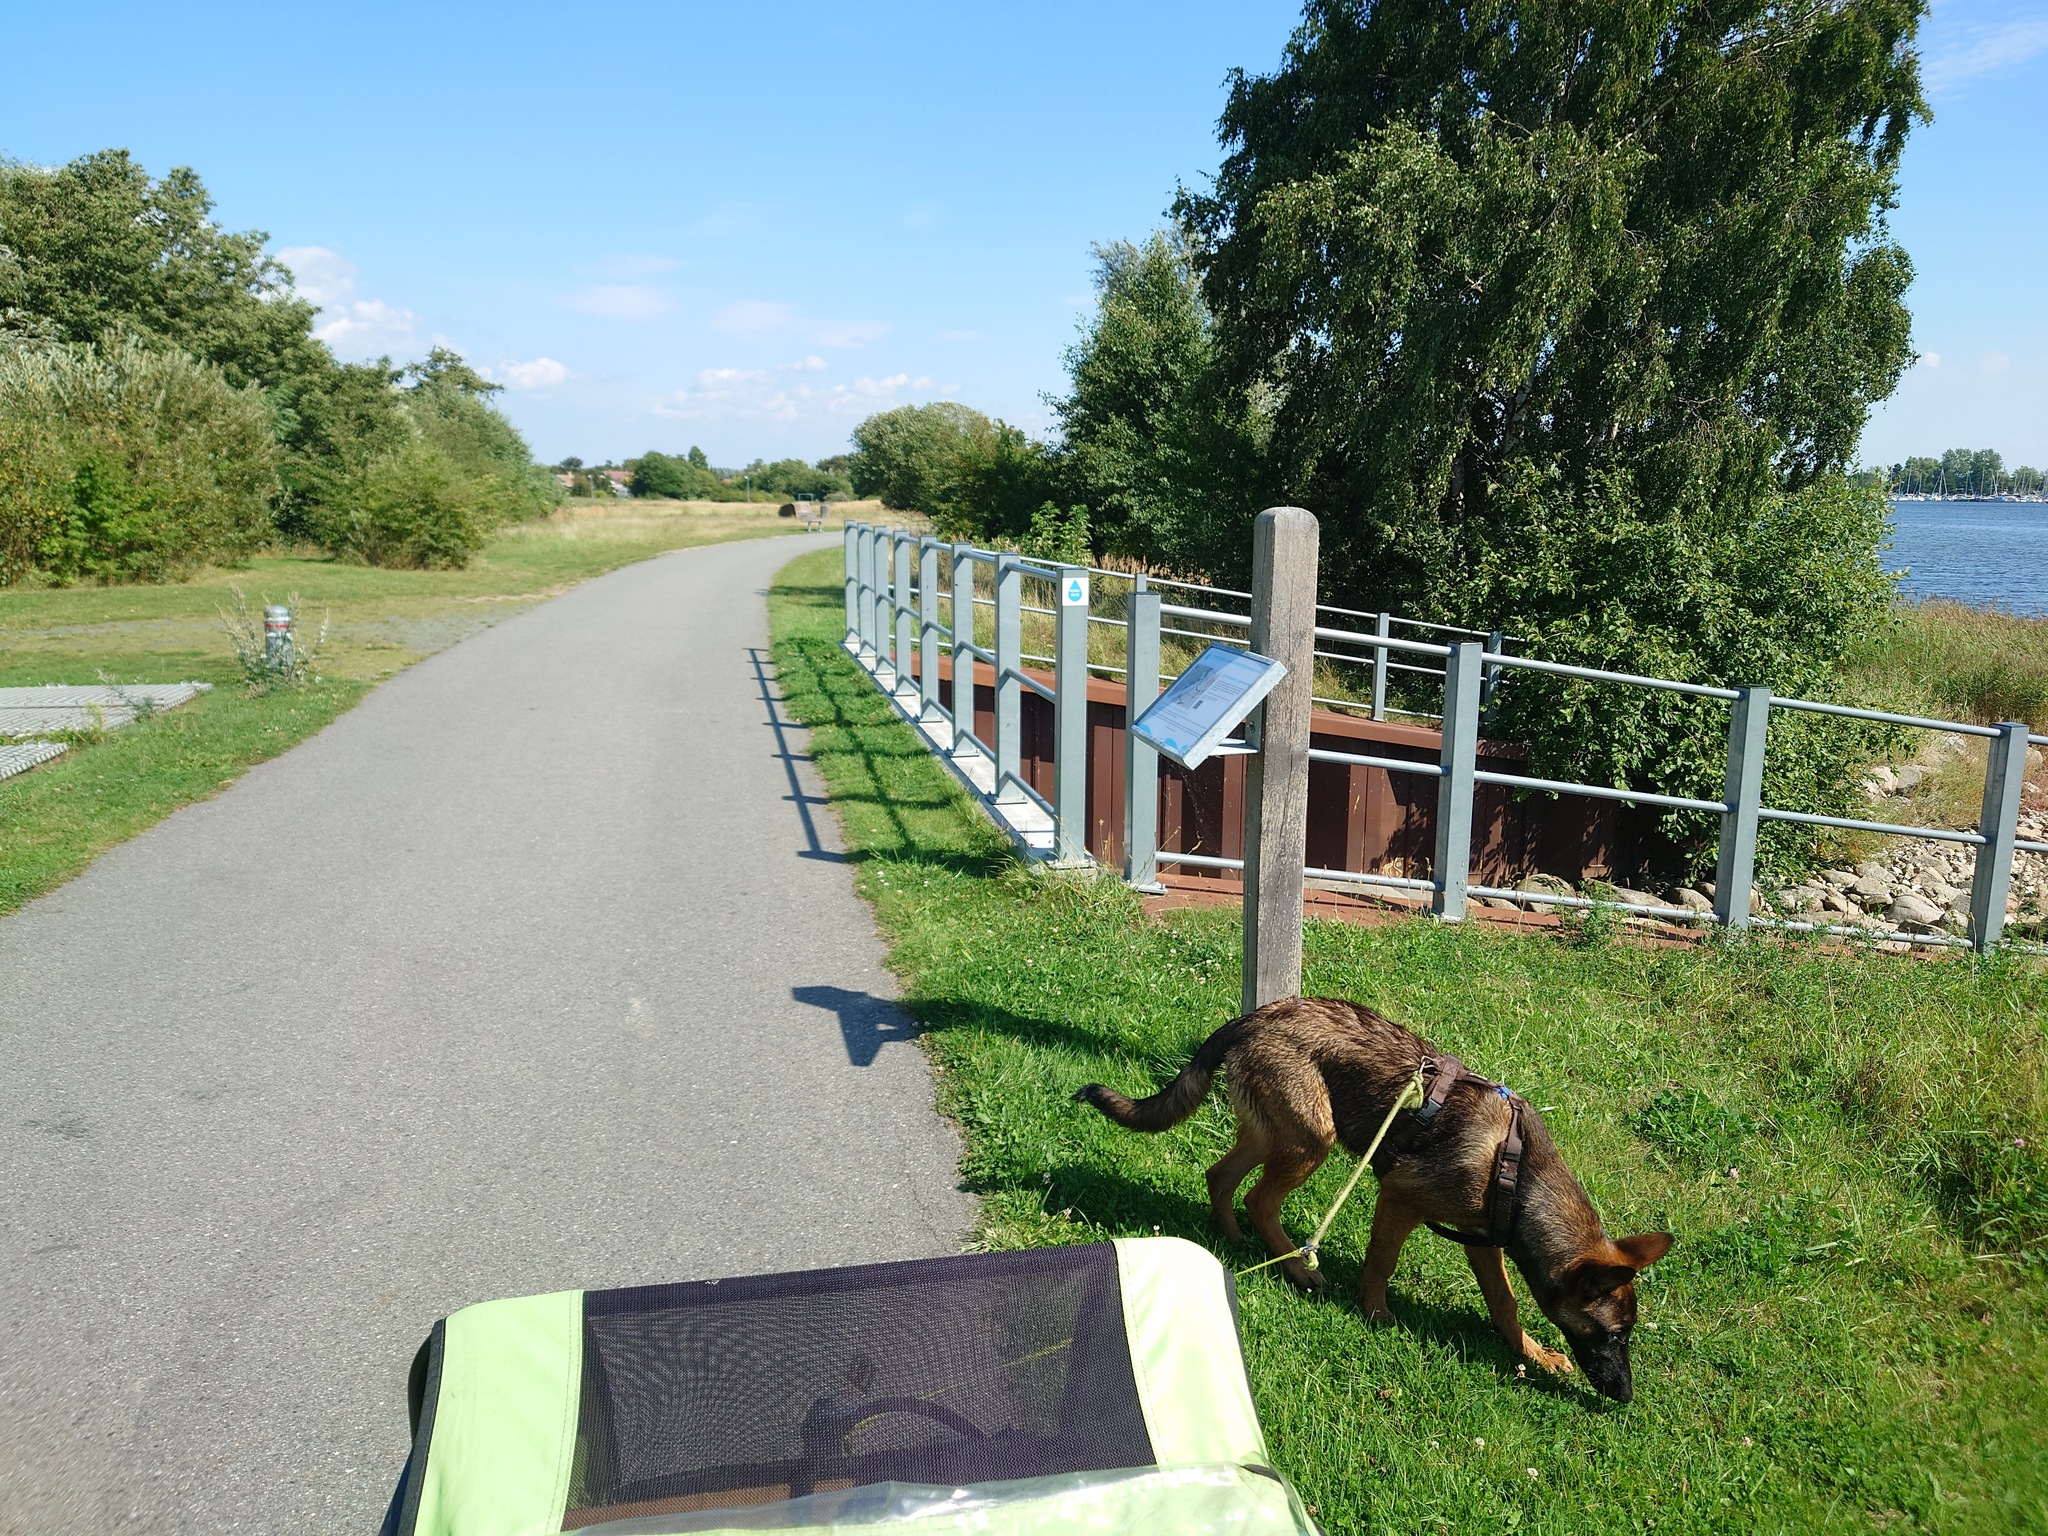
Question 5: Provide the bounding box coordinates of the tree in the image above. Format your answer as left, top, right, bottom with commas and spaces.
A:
1171, 0, 1924, 867
848, 402, 1063, 543
848, 402, 993, 514
0, 150, 324, 390
1053, 231, 1269, 569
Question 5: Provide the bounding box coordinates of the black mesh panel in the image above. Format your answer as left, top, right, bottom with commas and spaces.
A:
564, 1244, 1153, 1528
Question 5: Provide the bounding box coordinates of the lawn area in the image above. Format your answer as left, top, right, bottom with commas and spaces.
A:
0, 499, 832, 915
768, 546, 2048, 1536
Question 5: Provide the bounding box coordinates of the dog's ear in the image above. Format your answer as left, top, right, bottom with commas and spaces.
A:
1615, 1232, 1674, 1271
1568, 1260, 1636, 1300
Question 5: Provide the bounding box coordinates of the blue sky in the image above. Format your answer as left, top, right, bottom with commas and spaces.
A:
4, 1, 2042, 470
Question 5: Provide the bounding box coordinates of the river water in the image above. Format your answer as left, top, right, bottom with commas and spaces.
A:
1887, 498, 2048, 615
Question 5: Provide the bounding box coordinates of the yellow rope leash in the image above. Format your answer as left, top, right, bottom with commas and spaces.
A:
1236, 1067, 1427, 1278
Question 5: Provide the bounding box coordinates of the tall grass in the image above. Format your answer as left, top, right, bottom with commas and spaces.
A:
1837, 599, 2048, 731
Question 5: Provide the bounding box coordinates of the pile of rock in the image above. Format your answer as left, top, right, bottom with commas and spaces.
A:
1481, 740, 2047, 937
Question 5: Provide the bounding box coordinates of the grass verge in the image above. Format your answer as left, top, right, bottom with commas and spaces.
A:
769, 547, 2048, 1536
0, 500, 816, 914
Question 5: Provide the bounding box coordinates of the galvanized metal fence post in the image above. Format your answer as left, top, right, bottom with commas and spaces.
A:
1371, 612, 1391, 721
1970, 721, 2029, 949
918, 538, 943, 722
951, 545, 978, 758
857, 525, 878, 659
1052, 565, 1091, 865
1124, 582, 1162, 892
870, 528, 889, 666
1431, 641, 1483, 922
1713, 687, 1770, 930
843, 524, 859, 643
994, 553, 1023, 803
1243, 507, 1320, 1014
893, 533, 916, 697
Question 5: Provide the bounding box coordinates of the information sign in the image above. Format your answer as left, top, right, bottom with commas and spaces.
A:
1060, 573, 1090, 607
1130, 642, 1288, 769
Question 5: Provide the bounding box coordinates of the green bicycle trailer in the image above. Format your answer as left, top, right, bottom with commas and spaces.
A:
379, 1236, 1315, 1535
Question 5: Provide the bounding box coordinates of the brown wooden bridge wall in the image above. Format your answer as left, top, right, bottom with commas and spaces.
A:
925, 658, 1624, 890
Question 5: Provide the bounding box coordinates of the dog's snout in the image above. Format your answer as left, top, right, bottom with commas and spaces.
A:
1569, 1334, 1635, 1402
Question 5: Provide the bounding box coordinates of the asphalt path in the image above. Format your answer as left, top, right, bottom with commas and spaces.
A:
0, 535, 971, 1533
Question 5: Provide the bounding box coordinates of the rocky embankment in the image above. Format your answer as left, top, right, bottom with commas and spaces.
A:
1496, 735, 2048, 939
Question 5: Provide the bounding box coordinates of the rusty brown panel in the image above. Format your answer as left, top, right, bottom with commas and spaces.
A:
1089, 698, 1124, 865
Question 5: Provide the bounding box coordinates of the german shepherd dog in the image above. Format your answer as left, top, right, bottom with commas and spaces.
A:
1075, 997, 1672, 1401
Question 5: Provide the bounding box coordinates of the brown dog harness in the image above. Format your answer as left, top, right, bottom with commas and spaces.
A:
1373, 1055, 1527, 1249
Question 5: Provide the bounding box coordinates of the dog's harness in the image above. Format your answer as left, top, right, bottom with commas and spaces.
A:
1372, 1055, 1527, 1249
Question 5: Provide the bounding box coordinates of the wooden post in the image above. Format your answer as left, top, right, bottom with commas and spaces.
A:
1242, 507, 1320, 1016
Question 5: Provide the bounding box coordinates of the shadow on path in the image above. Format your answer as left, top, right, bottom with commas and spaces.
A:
748, 646, 845, 864
792, 984, 923, 1066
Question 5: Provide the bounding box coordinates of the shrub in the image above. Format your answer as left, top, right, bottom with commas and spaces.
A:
0, 338, 277, 584
315, 439, 488, 569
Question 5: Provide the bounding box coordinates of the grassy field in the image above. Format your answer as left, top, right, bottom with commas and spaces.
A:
769, 547, 2048, 1536
0, 498, 827, 915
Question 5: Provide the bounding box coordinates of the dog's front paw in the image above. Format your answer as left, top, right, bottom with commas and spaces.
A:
1283, 1261, 1327, 1294
1362, 1303, 1396, 1327
1522, 1338, 1574, 1374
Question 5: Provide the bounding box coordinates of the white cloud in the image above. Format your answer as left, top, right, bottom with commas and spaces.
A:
316, 298, 418, 352
782, 355, 828, 371
1919, 351, 1941, 369
561, 284, 672, 321
1923, 18, 2048, 94
825, 373, 935, 415
501, 357, 569, 389
710, 300, 887, 349
653, 363, 938, 424
276, 245, 421, 357
276, 245, 358, 307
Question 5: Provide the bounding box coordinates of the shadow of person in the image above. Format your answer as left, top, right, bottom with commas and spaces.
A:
792, 984, 923, 1067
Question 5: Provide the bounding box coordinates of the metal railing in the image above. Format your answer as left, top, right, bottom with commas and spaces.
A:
843, 523, 2040, 951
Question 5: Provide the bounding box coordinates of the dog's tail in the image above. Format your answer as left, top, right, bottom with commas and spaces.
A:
1073, 1016, 1251, 1133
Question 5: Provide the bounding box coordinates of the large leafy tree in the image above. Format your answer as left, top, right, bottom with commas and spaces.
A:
1171, 0, 1924, 860
1054, 232, 1270, 569
0, 149, 324, 389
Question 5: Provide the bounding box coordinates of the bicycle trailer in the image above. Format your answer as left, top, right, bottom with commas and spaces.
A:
380, 1236, 1314, 1534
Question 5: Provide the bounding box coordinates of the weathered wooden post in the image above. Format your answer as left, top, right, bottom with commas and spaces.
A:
1241, 507, 1320, 1016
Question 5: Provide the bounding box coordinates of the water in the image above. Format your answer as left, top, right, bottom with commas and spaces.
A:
1886, 498, 2048, 615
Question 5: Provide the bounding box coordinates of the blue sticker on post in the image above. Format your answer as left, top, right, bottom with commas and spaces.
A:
1131, 642, 1288, 769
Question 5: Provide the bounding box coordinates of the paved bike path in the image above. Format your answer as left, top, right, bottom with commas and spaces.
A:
0, 536, 971, 1534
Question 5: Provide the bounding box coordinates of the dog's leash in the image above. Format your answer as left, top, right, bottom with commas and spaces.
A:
1235, 1068, 1426, 1279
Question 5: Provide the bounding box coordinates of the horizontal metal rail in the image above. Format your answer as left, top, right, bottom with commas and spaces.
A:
1307, 867, 1439, 894
1480, 650, 1739, 700
1313, 626, 1453, 659
1160, 603, 1250, 627
1465, 884, 1705, 923
1766, 696, 2002, 738
1756, 808, 1987, 845
1005, 667, 1056, 703
1308, 747, 1448, 778
1473, 770, 1729, 816
1156, 850, 1246, 872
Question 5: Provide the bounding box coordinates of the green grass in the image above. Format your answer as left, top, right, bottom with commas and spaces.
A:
0, 500, 813, 914
769, 547, 2048, 1536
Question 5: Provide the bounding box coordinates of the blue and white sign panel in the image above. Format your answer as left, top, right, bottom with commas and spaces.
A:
1131, 642, 1288, 770
1061, 574, 1090, 607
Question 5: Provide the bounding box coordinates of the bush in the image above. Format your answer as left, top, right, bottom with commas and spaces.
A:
0, 338, 277, 584
314, 439, 488, 569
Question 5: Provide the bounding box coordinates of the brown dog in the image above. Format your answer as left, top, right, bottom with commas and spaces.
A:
1075, 997, 1672, 1401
